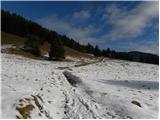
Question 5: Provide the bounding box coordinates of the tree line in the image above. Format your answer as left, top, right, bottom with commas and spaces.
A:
1, 9, 159, 64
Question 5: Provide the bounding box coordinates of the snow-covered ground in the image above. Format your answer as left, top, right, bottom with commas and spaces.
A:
1, 53, 159, 119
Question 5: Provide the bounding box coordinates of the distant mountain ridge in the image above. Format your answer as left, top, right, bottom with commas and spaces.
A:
128, 51, 158, 56
127, 51, 159, 64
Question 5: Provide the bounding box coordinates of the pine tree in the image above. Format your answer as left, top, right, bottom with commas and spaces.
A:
106, 48, 111, 57
24, 35, 41, 56
94, 45, 101, 57
49, 37, 65, 60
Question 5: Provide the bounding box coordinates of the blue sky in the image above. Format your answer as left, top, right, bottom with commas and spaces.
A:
1, 1, 159, 54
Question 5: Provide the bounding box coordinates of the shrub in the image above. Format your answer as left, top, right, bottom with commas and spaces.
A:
93, 45, 101, 57
24, 35, 41, 56
49, 38, 65, 60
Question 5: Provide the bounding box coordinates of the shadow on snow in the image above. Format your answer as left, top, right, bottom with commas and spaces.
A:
99, 79, 159, 90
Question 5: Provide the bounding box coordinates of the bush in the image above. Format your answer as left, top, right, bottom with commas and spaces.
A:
49, 38, 65, 60
93, 45, 101, 57
24, 35, 41, 56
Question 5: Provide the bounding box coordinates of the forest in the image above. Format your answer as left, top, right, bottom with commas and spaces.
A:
1, 9, 159, 64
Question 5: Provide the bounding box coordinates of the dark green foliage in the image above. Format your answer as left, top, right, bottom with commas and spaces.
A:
61, 35, 87, 53
101, 50, 107, 56
1, 9, 92, 55
1, 9, 48, 39
49, 37, 65, 60
106, 48, 111, 57
24, 35, 41, 56
86, 43, 94, 53
1, 9, 66, 59
93, 45, 101, 57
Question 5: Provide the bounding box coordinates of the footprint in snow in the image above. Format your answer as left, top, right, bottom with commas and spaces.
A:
125, 116, 133, 119
142, 85, 146, 88
100, 92, 108, 96
149, 96, 153, 100
132, 93, 137, 95
48, 101, 52, 104
106, 112, 116, 118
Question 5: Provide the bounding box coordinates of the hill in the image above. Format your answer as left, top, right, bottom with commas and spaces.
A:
1, 32, 93, 59
1, 9, 158, 64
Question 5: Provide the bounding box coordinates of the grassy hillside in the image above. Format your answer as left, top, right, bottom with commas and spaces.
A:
1, 32, 92, 59
1, 32, 38, 59
64, 46, 92, 58
1, 32, 26, 45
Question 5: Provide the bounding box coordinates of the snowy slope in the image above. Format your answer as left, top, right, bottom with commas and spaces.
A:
69, 59, 159, 118
1, 53, 159, 119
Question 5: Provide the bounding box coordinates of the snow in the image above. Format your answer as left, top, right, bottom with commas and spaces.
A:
1, 53, 159, 119
1, 44, 16, 49
70, 59, 159, 118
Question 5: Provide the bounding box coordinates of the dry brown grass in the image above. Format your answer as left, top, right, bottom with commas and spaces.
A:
15, 95, 48, 119
1, 32, 93, 59
74, 58, 103, 67
40, 42, 51, 52
16, 104, 34, 119
64, 46, 93, 58
2, 48, 39, 59
1, 32, 26, 45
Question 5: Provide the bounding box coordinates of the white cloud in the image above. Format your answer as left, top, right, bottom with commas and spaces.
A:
35, 2, 159, 53
73, 10, 91, 20
36, 15, 100, 45
103, 1, 159, 40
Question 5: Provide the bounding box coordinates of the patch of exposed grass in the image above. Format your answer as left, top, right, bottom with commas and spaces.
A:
64, 46, 93, 58
1, 32, 26, 45
16, 104, 34, 119
74, 58, 104, 67
40, 42, 51, 54
15, 95, 51, 119
2, 48, 39, 60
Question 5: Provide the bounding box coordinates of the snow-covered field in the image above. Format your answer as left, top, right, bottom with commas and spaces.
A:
1, 53, 159, 119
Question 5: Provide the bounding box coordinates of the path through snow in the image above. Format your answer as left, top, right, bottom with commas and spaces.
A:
1, 53, 159, 118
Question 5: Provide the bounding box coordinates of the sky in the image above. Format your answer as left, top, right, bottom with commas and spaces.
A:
1, 1, 159, 55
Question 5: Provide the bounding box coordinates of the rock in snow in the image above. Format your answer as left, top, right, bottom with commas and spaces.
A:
1, 53, 159, 118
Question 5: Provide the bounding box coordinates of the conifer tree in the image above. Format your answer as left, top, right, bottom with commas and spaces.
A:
24, 35, 41, 56
94, 45, 101, 57
49, 37, 65, 60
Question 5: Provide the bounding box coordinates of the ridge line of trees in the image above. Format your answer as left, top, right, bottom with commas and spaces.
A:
1, 9, 159, 64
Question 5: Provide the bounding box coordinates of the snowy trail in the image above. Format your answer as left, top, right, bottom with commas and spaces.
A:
62, 71, 104, 118
1, 53, 159, 119
66, 60, 159, 119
